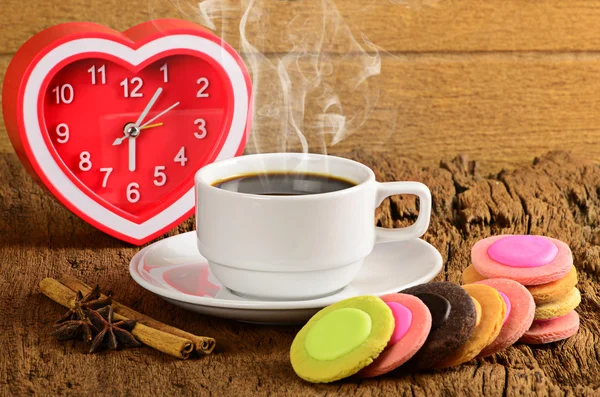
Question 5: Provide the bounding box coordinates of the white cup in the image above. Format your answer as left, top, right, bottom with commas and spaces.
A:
194, 153, 431, 300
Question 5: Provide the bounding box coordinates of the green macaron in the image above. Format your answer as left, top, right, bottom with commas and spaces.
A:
290, 295, 394, 383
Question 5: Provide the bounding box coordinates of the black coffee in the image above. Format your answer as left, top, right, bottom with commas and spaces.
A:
213, 172, 356, 196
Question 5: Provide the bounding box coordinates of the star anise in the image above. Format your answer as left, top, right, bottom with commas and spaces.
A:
52, 285, 112, 343
51, 319, 98, 343
88, 306, 141, 353
56, 285, 112, 323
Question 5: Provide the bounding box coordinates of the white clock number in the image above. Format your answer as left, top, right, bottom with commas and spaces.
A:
127, 182, 141, 203
120, 77, 144, 98
52, 84, 74, 104
56, 123, 69, 144
194, 118, 207, 139
160, 63, 168, 83
196, 77, 209, 98
79, 151, 92, 172
153, 166, 167, 186
174, 147, 188, 166
100, 167, 113, 188
88, 64, 106, 85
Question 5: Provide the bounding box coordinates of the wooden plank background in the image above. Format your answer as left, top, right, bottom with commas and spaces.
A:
3, 0, 600, 174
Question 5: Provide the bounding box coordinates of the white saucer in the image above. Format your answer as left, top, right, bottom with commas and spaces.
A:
129, 232, 443, 323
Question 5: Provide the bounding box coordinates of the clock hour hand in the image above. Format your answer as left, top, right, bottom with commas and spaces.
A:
113, 89, 177, 172
113, 87, 163, 146
135, 87, 163, 127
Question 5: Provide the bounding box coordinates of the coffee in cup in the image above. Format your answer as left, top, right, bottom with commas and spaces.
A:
213, 172, 356, 196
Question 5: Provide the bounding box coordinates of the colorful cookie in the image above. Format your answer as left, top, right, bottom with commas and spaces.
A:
471, 235, 572, 285
527, 266, 578, 304
290, 296, 394, 383
438, 284, 506, 368
534, 288, 581, 320
360, 294, 432, 378
473, 278, 535, 358
463, 264, 487, 284
401, 282, 476, 369
519, 311, 580, 344
472, 297, 482, 327
464, 264, 578, 304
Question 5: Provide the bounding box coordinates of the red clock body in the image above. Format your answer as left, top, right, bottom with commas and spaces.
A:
2, 19, 252, 245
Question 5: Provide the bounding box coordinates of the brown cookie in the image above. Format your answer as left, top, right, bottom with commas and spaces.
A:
401, 282, 477, 370
438, 284, 506, 368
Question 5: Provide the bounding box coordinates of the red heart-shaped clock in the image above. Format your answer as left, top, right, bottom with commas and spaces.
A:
2, 19, 252, 245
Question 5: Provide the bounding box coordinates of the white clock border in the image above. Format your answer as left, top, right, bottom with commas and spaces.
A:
23, 35, 249, 239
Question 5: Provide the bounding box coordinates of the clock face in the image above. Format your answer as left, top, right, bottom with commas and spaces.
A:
3, 20, 252, 244
41, 53, 234, 221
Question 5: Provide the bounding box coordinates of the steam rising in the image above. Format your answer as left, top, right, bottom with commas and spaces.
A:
163, 0, 383, 154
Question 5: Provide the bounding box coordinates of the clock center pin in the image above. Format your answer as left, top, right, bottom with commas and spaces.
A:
125, 123, 141, 138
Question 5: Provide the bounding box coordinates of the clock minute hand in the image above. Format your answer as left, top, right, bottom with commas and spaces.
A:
139, 102, 180, 129
127, 101, 178, 172
113, 134, 128, 146
126, 123, 164, 171
129, 136, 136, 172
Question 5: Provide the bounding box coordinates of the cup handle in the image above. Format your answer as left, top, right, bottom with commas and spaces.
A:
374, 181, 432, 244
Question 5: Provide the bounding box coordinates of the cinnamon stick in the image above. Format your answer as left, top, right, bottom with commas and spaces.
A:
39, 278, 195, 359
58, 274, 216, 355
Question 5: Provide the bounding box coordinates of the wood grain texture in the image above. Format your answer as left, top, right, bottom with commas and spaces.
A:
0, 150, 598, 395
4, 52, 600, 174
4, 0, 600, 54
4, 0, 600, 174
245, 53, 600, 173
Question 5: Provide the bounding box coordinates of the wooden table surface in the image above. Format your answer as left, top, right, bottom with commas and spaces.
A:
1, 150, 598, 396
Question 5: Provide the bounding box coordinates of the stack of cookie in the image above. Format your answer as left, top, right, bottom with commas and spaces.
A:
290, 279, 539, 383
463, 235, 580, 344
288, 235, 580, 383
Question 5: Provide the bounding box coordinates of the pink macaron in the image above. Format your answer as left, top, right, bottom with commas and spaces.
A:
519, 311, 580, 344
359, 293, 432, 378
472, 235, 573, 286
474, 278, 535, 358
